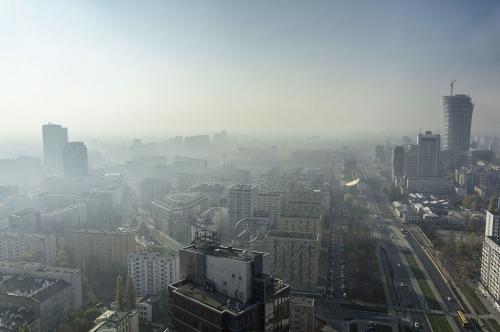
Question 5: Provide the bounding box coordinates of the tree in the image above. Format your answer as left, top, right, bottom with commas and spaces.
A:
344, 193, 354, 207
115, 275, 125, 311
125, 275, 136, 310
463, 195, 473, 209
489, 195, 498, 212
18, 321, 31, 332
57, 250, 69, 267
389, 184, 402, 202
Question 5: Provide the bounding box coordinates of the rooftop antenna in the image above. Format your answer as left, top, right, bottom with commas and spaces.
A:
450, 80, 456, 96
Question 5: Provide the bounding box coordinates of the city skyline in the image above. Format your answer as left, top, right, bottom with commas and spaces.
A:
1, 0, 500, 139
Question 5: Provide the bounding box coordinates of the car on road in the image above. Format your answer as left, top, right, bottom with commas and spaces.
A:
368, 321, 376, 329
446, 296, 453, 302
396, 263, 401, 268
399, 281, 406, 287
414, 321, 420, 329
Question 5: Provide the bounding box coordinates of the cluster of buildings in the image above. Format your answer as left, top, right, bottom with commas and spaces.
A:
0, 261, 82, 332
390, 87, 477, 194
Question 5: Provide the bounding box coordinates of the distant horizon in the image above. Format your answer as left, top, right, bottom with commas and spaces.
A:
1, 1, 500, 138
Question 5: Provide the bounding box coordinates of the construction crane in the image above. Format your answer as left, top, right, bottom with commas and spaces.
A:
450, 80, 456, 96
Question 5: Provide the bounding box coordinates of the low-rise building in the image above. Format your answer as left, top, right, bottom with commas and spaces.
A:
0, 261, 82, 310
136, 294, 161, 327
90, 309, 139, 332
0, 274, 72, 332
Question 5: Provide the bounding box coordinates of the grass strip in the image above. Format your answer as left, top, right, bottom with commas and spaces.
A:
403, 251, 441, 311
426, 314, 453, 332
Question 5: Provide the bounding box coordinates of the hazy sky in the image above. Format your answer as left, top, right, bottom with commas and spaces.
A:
1, 0, 500, 139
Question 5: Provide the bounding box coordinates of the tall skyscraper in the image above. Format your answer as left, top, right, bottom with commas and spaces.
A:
392, 146, 405, 179
42, 123, 68, 175
416, 131, 440, 177
63, 142, 88, 176
343, 157, 357, 180
443, 85, 474, 167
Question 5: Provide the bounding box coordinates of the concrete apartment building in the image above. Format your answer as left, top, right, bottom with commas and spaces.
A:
227, 184, 257, 224
139, 178, 171, 206
62, 141, 88, 177
8, 208, 41, 233
0, 231, 57, 265
0, 275, 72, 332
0, 261, 83, 310
168, 231, 290, 331
263, 230, 320, 292
289, 297, 315, 332
256, 191, 282, 217
281, 185, 329, 218
151, 192, 210, 243
276, 215, 323, 234
127, 251, 179, 297
40, 202, 87, 234
480, 211, 500, 311
71, 229, 136, 272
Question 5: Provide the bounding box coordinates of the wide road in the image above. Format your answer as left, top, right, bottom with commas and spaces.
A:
368, 198, 431, 332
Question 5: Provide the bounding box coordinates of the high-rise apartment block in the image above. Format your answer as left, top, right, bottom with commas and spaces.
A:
70, 229, 136, 272
63, 141, 88, 176
169, 231, 290, 331
127, 251, 179, 297
264, 231, 320, 292
480, 211, 500, 311
227, 184, 257, 224
42, 123, 68, 175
